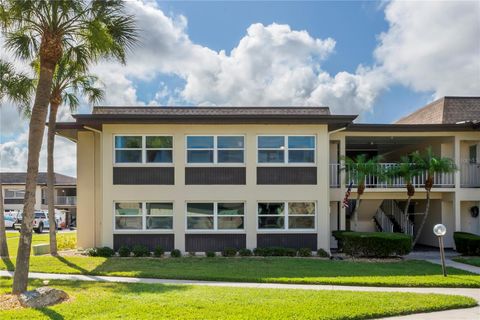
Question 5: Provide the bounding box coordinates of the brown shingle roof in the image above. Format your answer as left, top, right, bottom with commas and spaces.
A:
92, 106, 332, 116
396, 97, 480, 124
0, 172, 76, 186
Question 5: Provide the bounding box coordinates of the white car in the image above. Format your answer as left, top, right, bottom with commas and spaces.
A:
3, 215, 15, 228
14, 211, 55, 233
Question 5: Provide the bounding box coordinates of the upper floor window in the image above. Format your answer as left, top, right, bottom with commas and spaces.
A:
257, 136, 315, 164
114, 201, 173, 231
186, 135, 244, 164
114, 135, 173, 164
4, 189, 25, 199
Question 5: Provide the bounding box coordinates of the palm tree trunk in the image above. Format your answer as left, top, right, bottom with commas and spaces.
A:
352, 194, 361, 230
0, 183, 8, 257
12, 62, 55, 294
47, 103, 59, 256
412, 191, 430, 248
403, 196, 412, 218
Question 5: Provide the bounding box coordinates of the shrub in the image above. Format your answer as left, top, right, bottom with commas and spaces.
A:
85, 248, 98, 257
454, 232, 480, 256
85, 247, 115, 257
118, 246, 131, 257
170, 249, 181, 258
221, 247, 237, 257
334, 232, 412, 258
317, 248, 330, 258
332, 230, 348, 251
205, 251, 216, 258
253, 247, 297, 257
153, 246, 165, 257
238, 248, 252, 257
132, 245, 150, 257
57, 235, 76, 250
96, 246, 115, 258
298, 248, 312, 257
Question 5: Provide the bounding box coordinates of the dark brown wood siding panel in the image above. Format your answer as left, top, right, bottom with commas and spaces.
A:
185, 167, 246, 185
113, 167, 174, 185
113, 234, 174, 251
257, 167, 317, 185
257, 233, 317, 250
185, 234, 246, 252
4, 199, 23, 204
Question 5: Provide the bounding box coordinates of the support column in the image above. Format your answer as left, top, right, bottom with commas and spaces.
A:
245, 132, 257, 249
317, 128, 330, 251
339, 135, 346, 230
173, 131, 186, 252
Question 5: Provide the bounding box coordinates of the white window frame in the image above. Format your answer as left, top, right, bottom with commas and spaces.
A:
4, 189, 25, 199
113, 134, 174, 167
185, 201, 246, 232
113, 201, 174, 233
256, 135, 316, 166
257, 201, 316, 232
185, 135, 245, 166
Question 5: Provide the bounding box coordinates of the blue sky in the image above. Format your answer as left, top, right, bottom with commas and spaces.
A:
1, 0, 478, 175
140, 0, 432, 123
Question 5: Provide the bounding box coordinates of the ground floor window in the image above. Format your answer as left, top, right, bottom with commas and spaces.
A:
186, 202, 244, 230
114, 202, 173, 231
258, 201, 315, 230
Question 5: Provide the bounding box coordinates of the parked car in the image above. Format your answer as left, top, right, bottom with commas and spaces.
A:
3, 214, 15, 228
14, 211, 56, 233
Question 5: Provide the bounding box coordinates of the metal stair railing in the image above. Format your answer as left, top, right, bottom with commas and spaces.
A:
381, 200, 414, 236
374, 208, 394, 233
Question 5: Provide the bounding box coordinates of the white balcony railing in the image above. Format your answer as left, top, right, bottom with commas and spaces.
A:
329, 163, 455, 188
461, 163, 480, 187
55, 196, 76, 205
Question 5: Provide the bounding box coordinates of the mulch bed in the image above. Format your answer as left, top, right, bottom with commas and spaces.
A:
0, 294, 22, 310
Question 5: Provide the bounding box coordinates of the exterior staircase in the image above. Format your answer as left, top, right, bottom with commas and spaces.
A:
373, 200, 414, 236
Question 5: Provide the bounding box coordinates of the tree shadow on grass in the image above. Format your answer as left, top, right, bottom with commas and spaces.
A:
38, 308, 64, 320
54, 256, 89, 274
1, 256, 14, 270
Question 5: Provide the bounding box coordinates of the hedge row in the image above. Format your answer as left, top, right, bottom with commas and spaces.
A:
85, 246, 330, 258
454, 232, 480, 256
333, 231, 412, 258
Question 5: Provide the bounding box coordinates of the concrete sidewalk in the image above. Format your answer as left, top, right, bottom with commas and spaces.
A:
406, 250, 480, 274
1, 270, 478, 319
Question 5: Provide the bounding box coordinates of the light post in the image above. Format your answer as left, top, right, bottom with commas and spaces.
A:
433, 224, 447, 277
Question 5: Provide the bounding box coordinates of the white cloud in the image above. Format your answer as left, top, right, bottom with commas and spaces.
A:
374, 0, 480, 97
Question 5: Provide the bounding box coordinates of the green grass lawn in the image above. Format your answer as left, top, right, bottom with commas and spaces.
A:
0, 278, 476, 320
3, 232, 480, 288
5, 231, 76, 255
453, 257, 480, 267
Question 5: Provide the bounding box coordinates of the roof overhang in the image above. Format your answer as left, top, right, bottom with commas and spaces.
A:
346, 123, 478, 132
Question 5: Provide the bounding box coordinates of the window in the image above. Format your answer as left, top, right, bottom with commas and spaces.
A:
257, 136, 315, 164
258, 202, 315, 230
114, 135, 173, 164
186, 135, 244, 164
186, 202, 245, 230
469, 145, 477, 164
4, 189, 25, 199
114, 202, 173, 231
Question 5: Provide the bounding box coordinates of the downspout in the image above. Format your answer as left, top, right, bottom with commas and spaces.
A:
83, 125, 101, 247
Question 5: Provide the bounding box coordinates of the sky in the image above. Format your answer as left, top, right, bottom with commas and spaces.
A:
1, 0, 479, 177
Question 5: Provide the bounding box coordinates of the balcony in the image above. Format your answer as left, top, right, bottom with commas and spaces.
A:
461, 163, 480, 187
329, 163, 455, 188
55, 196, 77, 206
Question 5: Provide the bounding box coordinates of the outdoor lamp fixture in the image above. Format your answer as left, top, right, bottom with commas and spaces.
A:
433, 224, 447, 277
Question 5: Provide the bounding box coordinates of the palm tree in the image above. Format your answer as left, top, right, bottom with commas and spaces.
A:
1, 0, 137, 294
411, 147, 457, 247
0, 60, 35, 258
45, 55, 104, 255
343, 154, 384, 230
387, 155, 422, 219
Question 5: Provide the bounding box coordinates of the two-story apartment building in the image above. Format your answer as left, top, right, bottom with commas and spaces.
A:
0, 172, 77, 227
56, 96, 480, 252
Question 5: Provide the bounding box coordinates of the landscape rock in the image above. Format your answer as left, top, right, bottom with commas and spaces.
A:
19, 287, 68, 308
